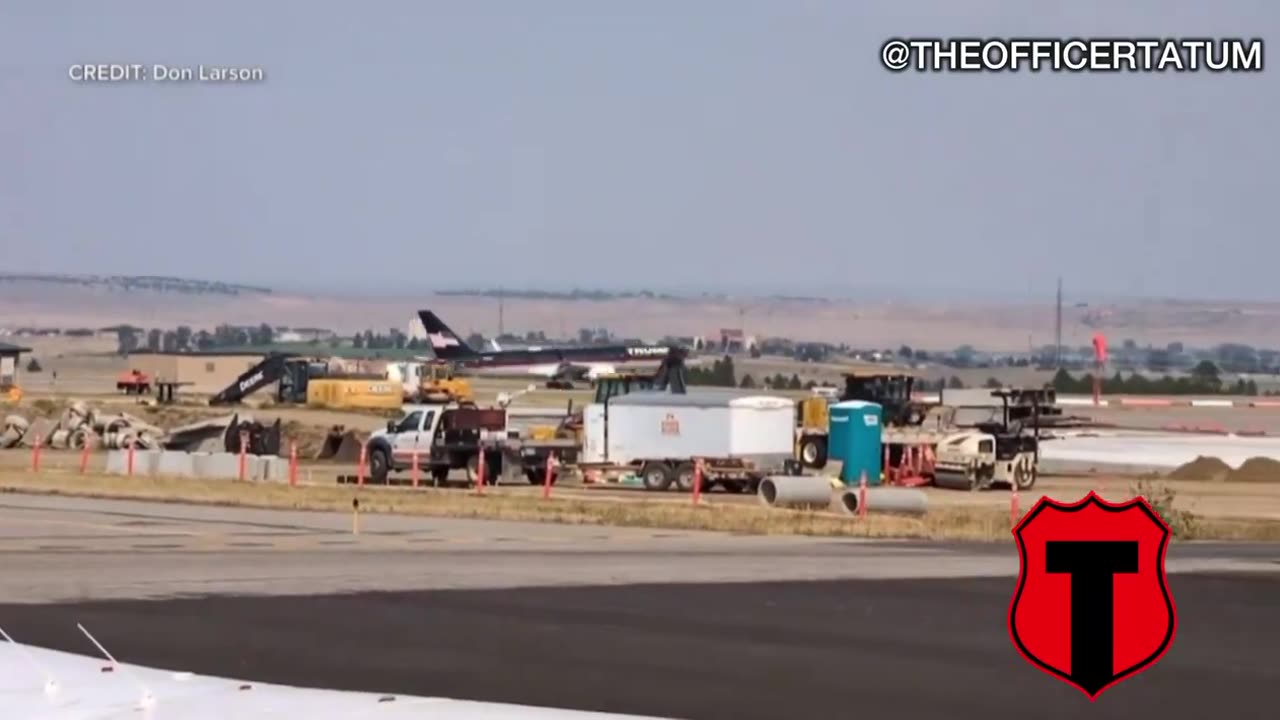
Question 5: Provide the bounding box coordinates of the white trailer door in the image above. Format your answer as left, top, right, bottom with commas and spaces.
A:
582, 404, 607, 463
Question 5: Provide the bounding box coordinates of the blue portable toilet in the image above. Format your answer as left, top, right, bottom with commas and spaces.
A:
827, 400, 883, 486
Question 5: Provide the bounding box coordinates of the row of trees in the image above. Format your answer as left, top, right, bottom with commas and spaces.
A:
1049, 364, 1261, 396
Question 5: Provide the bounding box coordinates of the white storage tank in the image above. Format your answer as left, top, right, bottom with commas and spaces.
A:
582, 388, 796, 466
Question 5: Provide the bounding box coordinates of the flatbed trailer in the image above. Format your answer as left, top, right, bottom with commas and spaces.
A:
576, 455, 797, 493
365, 403, 579, 486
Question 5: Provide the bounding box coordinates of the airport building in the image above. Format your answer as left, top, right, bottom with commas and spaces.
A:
0, 341, 31, 389
126, 351, 269, 394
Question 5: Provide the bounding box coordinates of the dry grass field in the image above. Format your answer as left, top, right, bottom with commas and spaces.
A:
10, 279, 1280, 350
2, 468, 1278, 542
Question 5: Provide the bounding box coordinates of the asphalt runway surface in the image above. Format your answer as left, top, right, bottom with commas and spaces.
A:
1, 496, 1278, 719
2, 575, 1276, 720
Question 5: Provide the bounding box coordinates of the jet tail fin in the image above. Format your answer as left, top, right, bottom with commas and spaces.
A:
417, 310, 475, 359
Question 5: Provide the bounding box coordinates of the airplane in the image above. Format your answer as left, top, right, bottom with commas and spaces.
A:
1, 627, 671, 719
418, 310, 676, 384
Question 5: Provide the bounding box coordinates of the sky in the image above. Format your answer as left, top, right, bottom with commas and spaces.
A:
1, 1, 1276, 302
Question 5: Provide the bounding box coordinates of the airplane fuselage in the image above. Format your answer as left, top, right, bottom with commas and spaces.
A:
456, 345, 670, 378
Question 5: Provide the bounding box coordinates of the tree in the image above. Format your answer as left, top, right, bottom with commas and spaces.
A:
740, 373, 756, 389
162, 331, 179, 352
353, 333, 365, 349
898, 345, 913, 359
947, 375, 965, 389
175, 325, 193, 351
984, 377, 1002, 389
146, 328, 162, 351
1190, 360, 1221, 388
252, 323, 275, 346
114, 327, 138, 355
25, 357, 42, 372
787, 374, 803, 390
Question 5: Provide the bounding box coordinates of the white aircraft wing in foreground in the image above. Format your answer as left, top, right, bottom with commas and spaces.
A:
1, 629, 673, 719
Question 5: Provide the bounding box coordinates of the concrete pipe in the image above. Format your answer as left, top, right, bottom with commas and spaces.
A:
837, 487, 928, 517
49, 428, 72, 448
4, 415, 29, 434
69, 428, 96, 450
758, 475, 837, 510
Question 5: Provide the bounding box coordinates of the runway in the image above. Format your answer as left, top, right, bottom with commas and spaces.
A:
1, 495, 1277, 603
2, 576, 1277, 720
1, 495, 1278, 719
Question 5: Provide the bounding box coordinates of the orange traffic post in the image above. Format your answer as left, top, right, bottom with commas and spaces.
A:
79, 433, 93, 474
31, 434, 43, 473
1010, 484, 1021, 530
126, 441, 136, 476
411, 450, 420, 488
475, 448, 487, 494
541, 454, 557, 500
858, 471, 868, 520
288, 439, 299, 487
238, 431, 250, 482
882, 447, 891, 485
691, 458, 704, 505
357, 442, 367, 487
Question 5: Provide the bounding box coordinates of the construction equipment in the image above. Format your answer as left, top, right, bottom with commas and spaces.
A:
116, 369, 152, 395
418, 362, 474, 404
208, 353, 395, 410
795, 392, 831, 469
931, 389, 1041, 491
794, 368, 929, 470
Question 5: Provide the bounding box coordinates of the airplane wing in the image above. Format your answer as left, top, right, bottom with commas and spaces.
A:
1, 635, 671, 719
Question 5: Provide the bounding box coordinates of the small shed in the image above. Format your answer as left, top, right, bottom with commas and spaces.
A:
0, 341, 32, 389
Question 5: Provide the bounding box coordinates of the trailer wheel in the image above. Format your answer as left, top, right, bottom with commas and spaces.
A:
798, 435, 828, 469
525, 467, 558, 485
1014, 462, 1037, 490
369, 448, 390, 484
640, 462, 673, 491
430, 467, 449, 486
673, 462, 696, 492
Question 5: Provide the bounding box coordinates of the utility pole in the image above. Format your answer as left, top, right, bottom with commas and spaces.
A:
1054, 277, 1063, 369
497, 289, 505, 338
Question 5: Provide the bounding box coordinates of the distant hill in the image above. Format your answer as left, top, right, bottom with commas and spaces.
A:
0, 273, 272, 297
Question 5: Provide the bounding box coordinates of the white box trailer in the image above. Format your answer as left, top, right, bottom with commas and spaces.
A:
581, 389, 797, 492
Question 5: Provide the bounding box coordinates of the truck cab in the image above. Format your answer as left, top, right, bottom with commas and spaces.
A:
365, 403, 507, 484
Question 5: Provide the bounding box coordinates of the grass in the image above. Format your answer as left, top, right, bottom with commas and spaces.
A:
4, 469, 1280, 542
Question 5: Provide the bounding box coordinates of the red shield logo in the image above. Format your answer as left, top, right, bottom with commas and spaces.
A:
1009, 491, 1176, 700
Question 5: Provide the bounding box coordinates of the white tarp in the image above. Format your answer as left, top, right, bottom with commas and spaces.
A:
1041, 431, 1280, 470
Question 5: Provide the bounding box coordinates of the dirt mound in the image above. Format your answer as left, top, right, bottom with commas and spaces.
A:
278, 419, 337, 458
1227, 457, 1280, 484
1168, 456, 1232, 482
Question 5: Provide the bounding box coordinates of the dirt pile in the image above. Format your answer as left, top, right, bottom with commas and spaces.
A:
1168, 456, 1232, 482
278, 419, 338, 458
1227, 457, 1280, 484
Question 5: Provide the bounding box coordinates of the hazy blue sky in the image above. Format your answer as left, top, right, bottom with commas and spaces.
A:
2, 1, 1275, 301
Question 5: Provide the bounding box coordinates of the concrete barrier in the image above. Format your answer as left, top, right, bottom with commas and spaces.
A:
154, 451, 195, 477
196, 452, 244, 480
101, 450, 288, 481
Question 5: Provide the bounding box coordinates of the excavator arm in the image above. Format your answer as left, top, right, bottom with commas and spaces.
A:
208, 353, 293, 406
